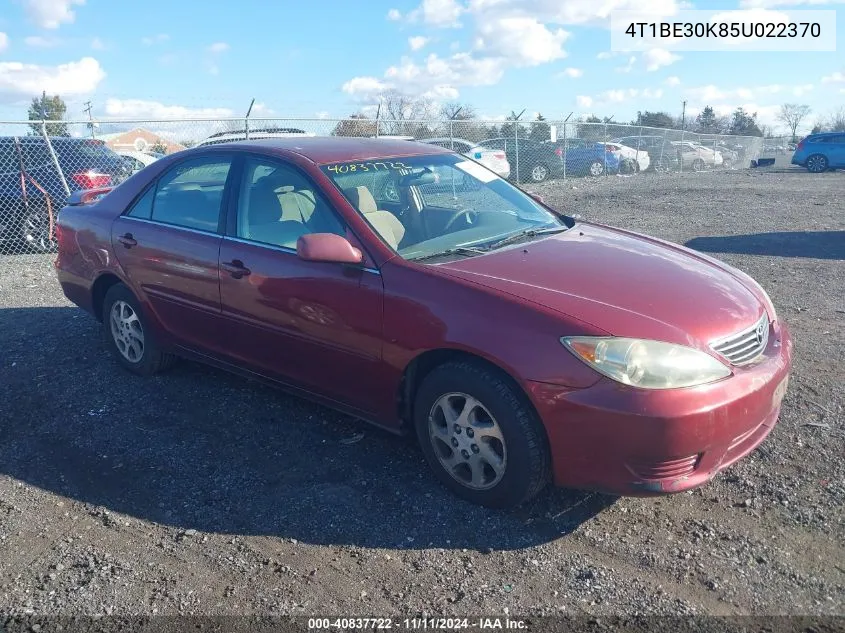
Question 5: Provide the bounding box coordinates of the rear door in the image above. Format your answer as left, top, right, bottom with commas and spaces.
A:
111, 154, 234, 353
824, 134, 845, 167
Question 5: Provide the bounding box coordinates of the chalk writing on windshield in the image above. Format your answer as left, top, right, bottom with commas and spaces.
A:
325, 161, 412, 174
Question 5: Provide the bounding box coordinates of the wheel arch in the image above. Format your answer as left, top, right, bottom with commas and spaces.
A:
397, 347, 544, 434
90, 272, 125, 322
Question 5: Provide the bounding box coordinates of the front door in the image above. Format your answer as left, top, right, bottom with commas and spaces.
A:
217, 155, 387, 417
111, 155, 234, 353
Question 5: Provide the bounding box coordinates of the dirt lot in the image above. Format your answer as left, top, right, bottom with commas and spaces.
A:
0, 167, 843, 618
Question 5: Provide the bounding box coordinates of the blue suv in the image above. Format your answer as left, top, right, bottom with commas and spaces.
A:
791, 132, 845, 173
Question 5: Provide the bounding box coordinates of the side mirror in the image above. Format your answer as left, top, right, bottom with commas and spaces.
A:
296, 233, 364, 265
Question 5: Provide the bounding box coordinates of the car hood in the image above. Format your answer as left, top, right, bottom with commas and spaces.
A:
434, 223, 766, 348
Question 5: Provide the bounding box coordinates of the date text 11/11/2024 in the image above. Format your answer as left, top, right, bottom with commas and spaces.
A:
307, 617, 528, 630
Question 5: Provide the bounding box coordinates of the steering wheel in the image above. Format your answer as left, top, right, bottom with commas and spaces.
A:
442, 207, 478, 233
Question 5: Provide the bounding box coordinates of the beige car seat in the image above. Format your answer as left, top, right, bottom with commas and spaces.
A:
343, 185, 405, 249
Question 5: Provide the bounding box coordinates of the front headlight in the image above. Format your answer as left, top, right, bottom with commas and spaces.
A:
561, 337, 731, 390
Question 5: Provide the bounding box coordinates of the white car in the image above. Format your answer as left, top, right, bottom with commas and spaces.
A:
419, 138, 511, 179
197, 127, 316, 147
114, 149, 160, 174
604, 142, 650, 173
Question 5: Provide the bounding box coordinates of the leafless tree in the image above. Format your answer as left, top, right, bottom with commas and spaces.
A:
777, 104, 811, 142
377, 90, 436, 135
440, 101, 476, 121
827, 107, 845, 132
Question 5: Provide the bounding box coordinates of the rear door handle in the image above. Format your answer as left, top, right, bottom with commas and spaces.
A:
221, 259, 251, 279
117, 233, 137, 248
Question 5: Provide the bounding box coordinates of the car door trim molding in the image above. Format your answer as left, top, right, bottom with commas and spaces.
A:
120, 215, 222, 239
221, 235, 381, 275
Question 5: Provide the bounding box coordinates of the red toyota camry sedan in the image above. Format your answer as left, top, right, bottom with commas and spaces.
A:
55, 137, 792, 508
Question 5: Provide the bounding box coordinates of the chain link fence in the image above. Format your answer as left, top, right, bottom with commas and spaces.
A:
0, 117, 767, 256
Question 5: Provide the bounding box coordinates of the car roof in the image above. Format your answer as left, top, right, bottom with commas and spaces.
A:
198, 136, 451, 164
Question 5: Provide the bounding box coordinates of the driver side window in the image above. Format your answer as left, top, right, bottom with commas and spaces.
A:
236, 158, 345, 249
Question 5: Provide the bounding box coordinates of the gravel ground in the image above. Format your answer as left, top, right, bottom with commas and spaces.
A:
0, 166, 843, 619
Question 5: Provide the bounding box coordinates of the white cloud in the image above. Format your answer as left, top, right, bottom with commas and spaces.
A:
343, 52, 507, 102
0, 57, 104, 102
250, 102, 274, 116
576, 95, 593, 108
90, 37, 105, 50
141, 33, 169, 46
409, 36, 429, 51
557, 67, 583, 78
576, 87, 664, 109
207, 42, 229, 54
24, 35, 62, 48
821, 71, 844, 83
739, 0, 843, 6
596, 51, 617, 59
21, 0, 85, 29
0, 33, 9, 53
615, 56, 636, 73
408, 0, 465, 27
315, 111, 330, 119
665, 75, 681, 86
474, 16, 569, 65
343, 0, 684, 101
103, 98, 234, 119
468, 0, 684, 26
642, 48, 681, 71
685, 83, 815, 103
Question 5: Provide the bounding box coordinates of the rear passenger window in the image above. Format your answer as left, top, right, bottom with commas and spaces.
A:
151, 158, 231, 232
127, 186, 155, 220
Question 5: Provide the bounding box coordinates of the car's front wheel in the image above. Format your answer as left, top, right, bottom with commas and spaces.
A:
414, 361, 550, 508
102, 283, 176, 376
806, 154, 828, 173
692, 158, 706, 172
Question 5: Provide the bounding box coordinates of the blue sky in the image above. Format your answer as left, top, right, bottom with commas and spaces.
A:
0, 0, 843, 133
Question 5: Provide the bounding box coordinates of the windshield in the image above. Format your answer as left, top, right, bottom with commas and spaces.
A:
320, 153, 569, 260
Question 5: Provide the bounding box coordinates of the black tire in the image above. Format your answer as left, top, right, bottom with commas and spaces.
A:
692, 158, 706, 172
102, 283, 176, 376
413, 360, 551, 509
806, 154, 828, 173
21, 204, 58, 253
620, 158, 637, 175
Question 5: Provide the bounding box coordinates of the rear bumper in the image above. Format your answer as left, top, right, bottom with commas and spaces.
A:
526, 320, 793, 496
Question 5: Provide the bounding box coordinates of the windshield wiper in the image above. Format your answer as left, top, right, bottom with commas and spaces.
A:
486, 225, 568, 250
410, 246, 489, 262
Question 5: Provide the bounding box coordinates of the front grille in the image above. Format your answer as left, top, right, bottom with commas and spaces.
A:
711, 314, 769, 366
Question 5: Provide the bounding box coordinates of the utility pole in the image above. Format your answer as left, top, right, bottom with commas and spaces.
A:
83, 101, 95, 138
681, 100, 687, 131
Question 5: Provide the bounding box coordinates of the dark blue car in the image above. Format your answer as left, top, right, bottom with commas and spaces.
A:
791, 132, 845, 173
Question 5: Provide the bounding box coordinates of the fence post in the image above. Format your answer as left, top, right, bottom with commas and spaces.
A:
40, 120, 70, 196
514, 120, 520, 183
449, 119, 454, 150
603, 120, 608, 177
561, 121, 567, 181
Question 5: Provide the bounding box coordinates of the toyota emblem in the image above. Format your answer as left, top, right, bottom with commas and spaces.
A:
755, 323, 765, 344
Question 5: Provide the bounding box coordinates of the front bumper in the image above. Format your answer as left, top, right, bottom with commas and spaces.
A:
526, 320, 793, 496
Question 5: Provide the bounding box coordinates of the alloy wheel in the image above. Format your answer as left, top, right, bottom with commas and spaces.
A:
530, 164, 549, 182
427, 392, 507, 490
807, 155, 827, 173
589, 161, 604, 177
110, 300, 145, 363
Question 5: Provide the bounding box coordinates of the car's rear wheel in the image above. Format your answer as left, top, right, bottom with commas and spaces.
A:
414, 360, 550, 508
652, 157, 671, 173
529, 163, 550, 182
102, 283, 176, 376
692, 158, 706, 172
588, 160, 604, 177
620, 158, 637, 175
21, 205, 57, 253
806, 154, 828, 173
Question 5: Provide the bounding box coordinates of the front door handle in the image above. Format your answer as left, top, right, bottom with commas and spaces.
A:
221, 259, 251, 279
117, 233, 137, 248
